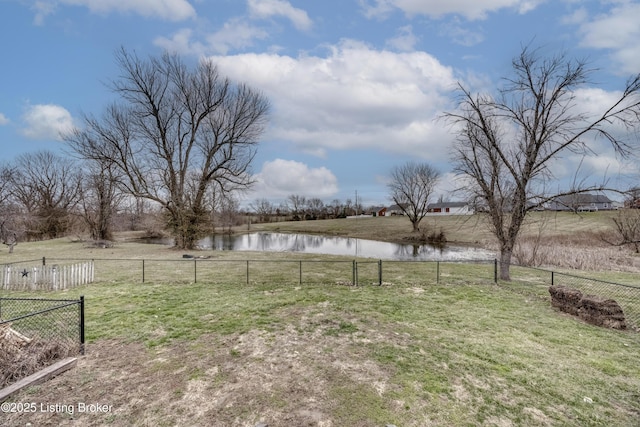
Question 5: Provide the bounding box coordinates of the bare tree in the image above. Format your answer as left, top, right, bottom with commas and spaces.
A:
250, 198, 274, 223
388, 162, 440, 232
327, 199, 343, 218
624, 187, 640, 209
78, 161, 123, 241
287, 194, 306, 221
0, 163, 13, 206
65, 48, 270, 249
445, 45, 640, 280
218, 192, 240, 235
0, 164, 21, 252
605, 209, 640, 253
11, 151, 81, 239
307, 198, 325, 219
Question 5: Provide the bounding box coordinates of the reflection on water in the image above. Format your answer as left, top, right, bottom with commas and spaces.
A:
196, 232, 494, 261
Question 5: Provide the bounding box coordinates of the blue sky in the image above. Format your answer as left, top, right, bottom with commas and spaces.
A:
1, 0, 639, 207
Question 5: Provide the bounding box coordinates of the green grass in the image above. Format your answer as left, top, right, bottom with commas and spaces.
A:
4, 268, 640, 426
251, 211, 624, 244
2, 233, 640, 426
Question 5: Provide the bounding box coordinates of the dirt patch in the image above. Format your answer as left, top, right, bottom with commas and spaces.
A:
2, 312, 400, 427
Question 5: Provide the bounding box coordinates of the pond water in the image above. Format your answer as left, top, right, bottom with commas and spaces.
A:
192, 232, 495, 261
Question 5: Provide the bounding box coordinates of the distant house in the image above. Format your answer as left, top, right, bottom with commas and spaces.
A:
427, 201, 473, 215
374, 207, 387, 217
548, 194, 614, 212
387, 204, 408, 216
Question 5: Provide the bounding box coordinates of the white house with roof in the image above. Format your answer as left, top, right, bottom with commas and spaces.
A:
426, 201, 473, 215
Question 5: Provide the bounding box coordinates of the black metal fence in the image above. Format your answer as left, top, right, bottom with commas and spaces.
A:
0, 296, 85, 388
0, 296, 85, 353
28, 257, 495, 287
2, 256, 637, 330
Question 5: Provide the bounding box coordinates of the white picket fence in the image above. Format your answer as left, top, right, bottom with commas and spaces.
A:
1, 262, 94, 291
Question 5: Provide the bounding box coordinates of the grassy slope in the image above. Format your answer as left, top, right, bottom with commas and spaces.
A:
3, 269, 640, 426
249, 211, 622, 244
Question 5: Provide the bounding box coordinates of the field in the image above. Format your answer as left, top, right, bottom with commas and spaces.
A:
1, 213, 640, 426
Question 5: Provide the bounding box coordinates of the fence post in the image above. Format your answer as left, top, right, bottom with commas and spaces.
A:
246, 260, 250, 285
299, 260, 302, 285
352, 260, 356, 286
194, 259, 197, 284
378, 260, 382, 286
551, 271, 554, 287
494, 259, 498, 283
42, 257, 46, 266
79, 295, 85, 355
437, 261, 440, 284
142, 259, 145, 283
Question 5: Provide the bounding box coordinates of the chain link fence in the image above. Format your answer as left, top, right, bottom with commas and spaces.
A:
0, 296, 84, 388
499, 262, 640, 330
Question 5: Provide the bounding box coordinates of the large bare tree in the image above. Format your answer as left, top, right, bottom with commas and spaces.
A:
388, 162, 440, 232
11, 151, 82, 239
445, 46, 640, 280
66, 48, 270, 249
78, 161, 122, 241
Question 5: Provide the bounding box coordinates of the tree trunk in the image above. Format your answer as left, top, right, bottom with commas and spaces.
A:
499, 246, 513, 281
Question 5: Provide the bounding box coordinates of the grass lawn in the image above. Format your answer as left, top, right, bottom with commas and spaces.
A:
249, 211, 624, 245
1, 237, 639, 426
1, 216, 640, 426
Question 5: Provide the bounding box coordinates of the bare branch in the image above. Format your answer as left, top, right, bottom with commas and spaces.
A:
65, 49, 270, 248
444, 44, 640, 280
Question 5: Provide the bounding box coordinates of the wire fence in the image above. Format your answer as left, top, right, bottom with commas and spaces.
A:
500, 262, 640, 330
27, 257, 496, 287
0, 296, 85, 388
1, 256, 637, 330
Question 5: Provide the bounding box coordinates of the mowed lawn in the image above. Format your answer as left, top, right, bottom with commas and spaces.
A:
2, 239, 639, 426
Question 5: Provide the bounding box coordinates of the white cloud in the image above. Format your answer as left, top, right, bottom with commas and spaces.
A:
248, 159, 339, 200
205, 18, 270, 54
438, 18, 484, 46
0, 113, 9, 126
46, 0, 196, 22
207, 40, 458, 162
358, 0, 395, 20
32, 1, 57, 25
576, 2, 640, 74
360, 0, 545, 21
155, 1, 310, 55
154, 28, 206, 56
385, 25, 418, 52
248, 0, 312, 31
20, 104, 75, 141
155, 19, 269, 55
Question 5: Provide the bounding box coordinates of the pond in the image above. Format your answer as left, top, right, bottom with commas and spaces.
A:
192, 232, 495, 261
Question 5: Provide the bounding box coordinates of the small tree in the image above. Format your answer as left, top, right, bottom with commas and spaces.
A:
445, 45, 640, 280
388, 162, 440, 232
287, 194, 306, 221
250, 198, 274, 223
606, 209, 640, 253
